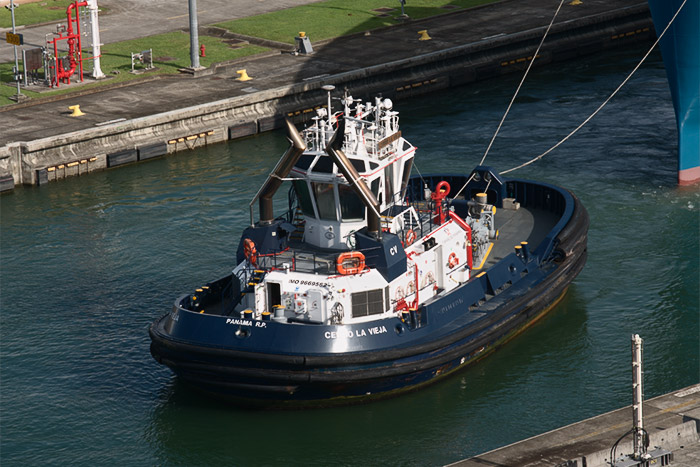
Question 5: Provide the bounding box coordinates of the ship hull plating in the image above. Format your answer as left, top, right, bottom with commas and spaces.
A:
648, 0, 700, 185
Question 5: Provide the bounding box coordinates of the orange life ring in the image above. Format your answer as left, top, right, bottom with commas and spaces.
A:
448, 252, 459, 269
243, 238, 258, 266
337, 251, 366, 275
405, 229, 417, 246
421, 271, 435, 288
406, 280, 416, 295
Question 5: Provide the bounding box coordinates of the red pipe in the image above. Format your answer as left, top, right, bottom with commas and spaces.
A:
52, 1, 87, 86
449, 211, 473, 270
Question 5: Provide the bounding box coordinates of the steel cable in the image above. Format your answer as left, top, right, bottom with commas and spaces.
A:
501, 0, 689, 175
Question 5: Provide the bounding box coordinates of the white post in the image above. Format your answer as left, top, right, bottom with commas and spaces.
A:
86, 0, 104, 79
631, 334, 645, 459
324, 84, 334, 128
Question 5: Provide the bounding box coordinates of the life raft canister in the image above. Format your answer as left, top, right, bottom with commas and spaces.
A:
336, 251, 366, 275
243, 238, 258, 266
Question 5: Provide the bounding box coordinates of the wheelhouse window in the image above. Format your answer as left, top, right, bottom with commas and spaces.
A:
384, 165, 395, 205
370, 178, 382, 206
312, 182, 337, 221
338, 184, 365, 221
294, 155, 314, 171
349, 158, 366, 173
313, 156, 334, 174
370, 178, 380, 198
400, 158, 413, 199
293, 180, 315, 217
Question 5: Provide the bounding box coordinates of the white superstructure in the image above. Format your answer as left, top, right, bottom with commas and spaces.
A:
232, 89, 496, 327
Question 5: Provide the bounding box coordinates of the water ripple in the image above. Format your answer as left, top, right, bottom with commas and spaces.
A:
1, 44, 698, 466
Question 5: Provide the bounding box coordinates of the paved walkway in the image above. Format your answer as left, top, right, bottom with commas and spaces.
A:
1, 0, 323, 63
0, 0, 650, 146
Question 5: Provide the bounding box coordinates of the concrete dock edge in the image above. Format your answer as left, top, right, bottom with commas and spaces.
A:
447, 384, 700, 467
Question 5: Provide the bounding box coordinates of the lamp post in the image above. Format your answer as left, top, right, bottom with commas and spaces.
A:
7, 0, 23, 100
188, 0, 200, 69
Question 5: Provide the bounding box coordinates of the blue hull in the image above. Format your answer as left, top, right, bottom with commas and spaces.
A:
150, 171, 589, 406
647, 0, 700, 185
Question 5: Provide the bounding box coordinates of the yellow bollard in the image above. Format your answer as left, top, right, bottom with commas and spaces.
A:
68, 104, 85, 117
569, 0, 583, 4
418, 30, 431, 41
236, 69, 253, 81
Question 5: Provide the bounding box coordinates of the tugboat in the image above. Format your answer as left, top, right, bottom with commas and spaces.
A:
149, 87, 589, 406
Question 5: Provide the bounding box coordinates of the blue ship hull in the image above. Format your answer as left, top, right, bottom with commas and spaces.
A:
647, 0, 700, 185
150, 172, 589, 406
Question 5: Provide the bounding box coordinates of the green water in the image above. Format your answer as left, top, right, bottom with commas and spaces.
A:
1, 46, 698, 466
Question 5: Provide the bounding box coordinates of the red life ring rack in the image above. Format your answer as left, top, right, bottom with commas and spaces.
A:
405, 229, 417, 246
337, 251, 366, 275
243, 238, 258, 266
448, 252, 459, 269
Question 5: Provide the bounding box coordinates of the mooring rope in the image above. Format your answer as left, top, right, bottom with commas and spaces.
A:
412, 160, 427, 187
500, 0, 689, 175
480, 0, 567, 166
450, 0, 565, 202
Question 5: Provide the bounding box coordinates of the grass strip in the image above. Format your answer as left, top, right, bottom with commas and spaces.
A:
214, 0, 500, 44
0, 0, 100, 29
1, 0, 499, 106
1, 32, 267, 106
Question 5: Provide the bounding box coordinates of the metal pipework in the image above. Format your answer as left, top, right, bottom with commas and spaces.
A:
249, 119, 307, 226
325, 117, 382, 236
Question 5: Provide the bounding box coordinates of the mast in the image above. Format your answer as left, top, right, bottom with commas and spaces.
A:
631, 334, 645, 460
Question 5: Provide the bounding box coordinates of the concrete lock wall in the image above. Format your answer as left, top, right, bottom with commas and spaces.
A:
0, 4, 653, 190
